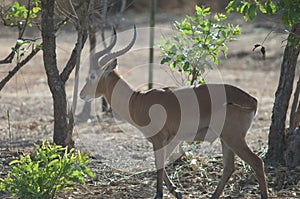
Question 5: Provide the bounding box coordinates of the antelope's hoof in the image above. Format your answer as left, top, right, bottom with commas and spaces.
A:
154, 194, 162, 199
174, 190, 182, 199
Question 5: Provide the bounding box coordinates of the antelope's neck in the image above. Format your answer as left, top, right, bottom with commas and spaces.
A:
103, 70, 135, 123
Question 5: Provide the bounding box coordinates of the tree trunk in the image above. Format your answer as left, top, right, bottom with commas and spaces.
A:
265, 22, 300, 166
41, 0, 72, 147
289, 74, 300, 133
285, 129, 300, 168
77, 28, 95, 121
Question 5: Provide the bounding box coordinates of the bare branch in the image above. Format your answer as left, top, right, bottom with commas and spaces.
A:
60, 31, 88, 83
18, 0, 32, 38
0, 50, 16, 64
0, 29, 26, 64
55, 0, 79, 25
0, 45, 41, 91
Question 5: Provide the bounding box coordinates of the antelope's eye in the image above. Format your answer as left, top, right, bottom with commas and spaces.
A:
89, 73, 97, 80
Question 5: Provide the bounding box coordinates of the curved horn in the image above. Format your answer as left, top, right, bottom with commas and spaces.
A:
92, 27, 117, 67
99, 25, 136, 67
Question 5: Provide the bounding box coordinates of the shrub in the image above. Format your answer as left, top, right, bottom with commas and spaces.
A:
0, 140, 94, 199
158, 5, 241, 85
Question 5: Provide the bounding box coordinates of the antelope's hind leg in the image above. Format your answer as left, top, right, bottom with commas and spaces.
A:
211, 139, 235, 199
224, 137, 268, 199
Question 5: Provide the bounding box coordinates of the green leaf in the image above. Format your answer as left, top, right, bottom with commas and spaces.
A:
249, 4, 257, 20
226, 0, 234, 13
282, 11, 292, 26
170, 61, 177, 68
265, 0, 276, 14
176, 55, 184, 62
259, 4, 267, 13
161, 57, 171, 64
226, 0, 242, 13
183, 62, 190, 71
214, 14, 219, 21
49, 154, 59, 159
35, 43, 43, 50
9, 159, 20, 165
48, 159, 59, 167
17, 39, 30, 46
170, 45, 177, 54
216, 39, 224, 46
195, 5, 202, 14
219, 13, 227, 21
199, 77, 206, 84
202, 7, 211, 15
32, 6, 41, 13
233, 25, 241, 35
84, 168, 95, 178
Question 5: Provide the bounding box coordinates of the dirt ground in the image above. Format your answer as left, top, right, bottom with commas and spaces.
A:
0, 4, 299, 199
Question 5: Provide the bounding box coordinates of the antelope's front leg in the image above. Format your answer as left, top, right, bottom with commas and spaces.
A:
153, 143, 165, 199
163, 141, 182, 199
154, 168, 164, 199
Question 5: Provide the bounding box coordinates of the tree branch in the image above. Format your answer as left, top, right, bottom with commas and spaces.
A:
0, 0, 32, 64
60, 31, 87, 83
0, 50, 16, 64
0, 45, 41, 91
18, 0, 32, 38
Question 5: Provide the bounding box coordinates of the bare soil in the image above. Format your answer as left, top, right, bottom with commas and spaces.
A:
0, 6, 299, 199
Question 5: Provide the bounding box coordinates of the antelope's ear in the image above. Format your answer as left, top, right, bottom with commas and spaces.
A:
102, 59, 118, 76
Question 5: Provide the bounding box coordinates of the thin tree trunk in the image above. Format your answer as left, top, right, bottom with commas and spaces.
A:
265, 22, 300, 166
148, 0, 156, 89
42, 0, 70, 146
289, 74, 300, 133
77, 28, 95, 121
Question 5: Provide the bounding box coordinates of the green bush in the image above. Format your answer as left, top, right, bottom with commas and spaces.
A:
158, 5, 241, 85
0, 140, 94, 199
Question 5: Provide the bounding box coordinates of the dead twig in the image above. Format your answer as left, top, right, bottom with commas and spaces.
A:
7, 110, 12, 150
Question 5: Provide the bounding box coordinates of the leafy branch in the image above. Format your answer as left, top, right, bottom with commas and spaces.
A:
0, 0, 41, 63
158, 6, 240, 85
226, 0, 300, 27
0, 1, 43, 92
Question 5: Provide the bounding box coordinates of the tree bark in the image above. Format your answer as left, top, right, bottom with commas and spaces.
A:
41, 0, 71, 147
265, 22, 300, 166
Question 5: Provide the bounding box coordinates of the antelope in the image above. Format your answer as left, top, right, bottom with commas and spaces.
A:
80, 26, 268, 199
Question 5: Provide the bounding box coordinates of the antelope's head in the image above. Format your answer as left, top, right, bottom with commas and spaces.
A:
80, 25, 136, 102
